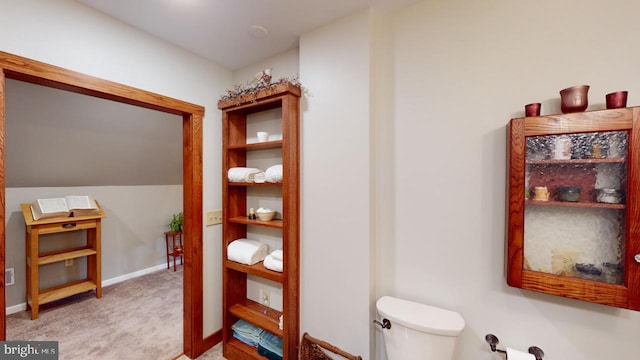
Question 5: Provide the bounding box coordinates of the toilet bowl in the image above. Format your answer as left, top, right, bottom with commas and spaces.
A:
376, 296, 465, 360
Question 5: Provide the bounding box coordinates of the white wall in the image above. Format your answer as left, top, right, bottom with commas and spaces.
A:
299, 10, 373, 358
0, 0, 231, 338
374, 0, 640, 359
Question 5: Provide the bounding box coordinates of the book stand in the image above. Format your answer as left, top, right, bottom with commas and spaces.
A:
20, 201, 106, 319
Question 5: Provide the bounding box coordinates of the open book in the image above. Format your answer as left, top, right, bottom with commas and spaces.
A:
30, 196, 99, 220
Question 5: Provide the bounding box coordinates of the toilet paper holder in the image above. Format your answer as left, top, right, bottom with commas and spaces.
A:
485, 334, 544, 360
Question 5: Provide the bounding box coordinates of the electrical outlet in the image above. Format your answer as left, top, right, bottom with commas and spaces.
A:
260, 288, 270, 306
5, 268, 14, 286
65, 259, 73, 267
206, 210, 222, 226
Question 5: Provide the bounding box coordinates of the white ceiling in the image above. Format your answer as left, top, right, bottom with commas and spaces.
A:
75, 0, 419, 70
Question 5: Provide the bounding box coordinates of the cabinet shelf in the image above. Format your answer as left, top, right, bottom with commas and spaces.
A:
527, 157, 626, 165
228, 140, 283, 151
229, 182, 281, 188
225, 260, 284, 283
38, 279, 97, 305
229, 299, 283, 337
525, 200, 625, 209
38, 247, 97, 265
229, 216, 284, 229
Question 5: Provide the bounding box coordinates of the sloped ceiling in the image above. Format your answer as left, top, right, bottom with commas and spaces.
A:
5, 79, 183, 188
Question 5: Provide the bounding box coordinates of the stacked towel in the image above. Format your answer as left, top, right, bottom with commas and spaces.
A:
257, 331, 283, 360
228, 238, 268, 265
232, 320, 263, 347
271, 249, 283, 261
253, 171, 266, 183
265, 164, 283, 183
263, 250, 283, 272
228, 167, 262, 183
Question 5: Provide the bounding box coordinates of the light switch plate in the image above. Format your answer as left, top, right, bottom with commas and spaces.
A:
206, 210, 222, 226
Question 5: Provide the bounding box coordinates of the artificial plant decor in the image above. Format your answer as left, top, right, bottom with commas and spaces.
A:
169, 212, 184, 233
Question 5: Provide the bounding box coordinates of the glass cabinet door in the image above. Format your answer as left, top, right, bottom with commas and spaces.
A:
523, 131, 628, 285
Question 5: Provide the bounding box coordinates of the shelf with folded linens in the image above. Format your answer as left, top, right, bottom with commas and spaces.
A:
220, 81, 300, 360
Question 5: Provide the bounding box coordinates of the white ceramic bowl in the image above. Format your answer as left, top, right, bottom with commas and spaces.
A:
256, 210, 276, 221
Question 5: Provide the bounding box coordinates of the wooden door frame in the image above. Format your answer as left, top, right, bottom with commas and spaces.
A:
0, 51, 211, 358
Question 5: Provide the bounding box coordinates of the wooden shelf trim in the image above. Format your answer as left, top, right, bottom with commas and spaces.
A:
521, 270, 628, 308
229, 299, 283, 337
522, 107, 634, 136
218, 82, 301, 110
229, 216, 283, 229
38, 247, 97, 265
225, 338, 269, 360
527, 157, 626, 164
225, 260, 284, 283
228, 140, 283, 151
525, 200, 625, 209
228, 182, 282, 188
38, 279, 97, 305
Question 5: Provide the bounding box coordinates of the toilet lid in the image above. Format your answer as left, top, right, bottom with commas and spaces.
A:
376, 296, 465, 336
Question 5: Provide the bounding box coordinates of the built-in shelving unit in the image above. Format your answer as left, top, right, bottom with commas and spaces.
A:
219, 82, 301, 359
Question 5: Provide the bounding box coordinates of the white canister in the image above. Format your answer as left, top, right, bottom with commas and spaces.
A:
608, 134, 624, 158
553, 135, 572, 160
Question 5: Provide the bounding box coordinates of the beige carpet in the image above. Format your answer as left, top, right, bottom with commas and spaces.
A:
6, 268, 206, 360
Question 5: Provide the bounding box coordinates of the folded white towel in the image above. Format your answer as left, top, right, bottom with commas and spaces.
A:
228, 167, 262, 183
265, 164, 283, 183
270, 249, 283, 261
227, 238, 268, 265
263, 254, 283, 272
253, 172, 266, 183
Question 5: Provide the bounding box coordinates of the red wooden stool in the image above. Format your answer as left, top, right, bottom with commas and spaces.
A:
164, 231, 183, 271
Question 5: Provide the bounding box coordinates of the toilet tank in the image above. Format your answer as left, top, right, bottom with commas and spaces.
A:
376, 296, 465, 360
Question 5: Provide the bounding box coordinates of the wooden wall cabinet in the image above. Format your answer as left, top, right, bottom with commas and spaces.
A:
507, 107, 640, 310
218, 83, 301, 359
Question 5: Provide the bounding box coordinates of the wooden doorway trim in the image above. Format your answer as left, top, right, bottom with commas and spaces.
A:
0, 51, 207, 358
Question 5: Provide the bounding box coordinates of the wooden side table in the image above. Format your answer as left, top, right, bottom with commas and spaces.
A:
165, 231, 183, 271
21, 201, 106, 320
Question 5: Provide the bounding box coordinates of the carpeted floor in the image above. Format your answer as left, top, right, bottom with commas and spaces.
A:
6, 268, 225, 360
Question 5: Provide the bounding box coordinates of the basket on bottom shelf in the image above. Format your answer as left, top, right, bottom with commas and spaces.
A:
298, 332, 362, 360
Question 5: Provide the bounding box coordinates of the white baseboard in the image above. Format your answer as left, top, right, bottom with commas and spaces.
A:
6, 263, 170, 315
101, 263, 168, 287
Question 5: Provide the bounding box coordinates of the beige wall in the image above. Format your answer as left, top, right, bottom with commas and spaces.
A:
4, 0, 640, 359
374, 0, 640, 359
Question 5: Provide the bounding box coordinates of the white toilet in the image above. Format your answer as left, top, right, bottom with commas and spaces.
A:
376, 296, 465, 360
